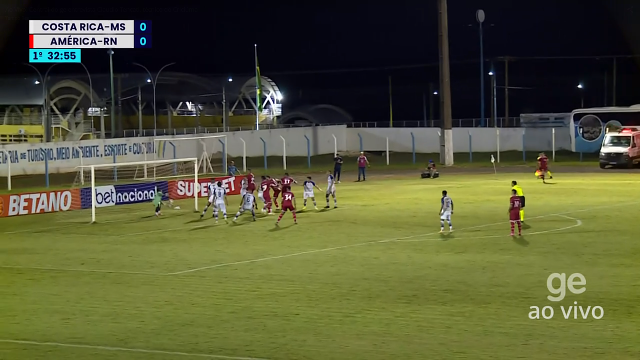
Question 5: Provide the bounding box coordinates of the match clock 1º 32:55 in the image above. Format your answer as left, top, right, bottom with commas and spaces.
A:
29, 49, 81, 63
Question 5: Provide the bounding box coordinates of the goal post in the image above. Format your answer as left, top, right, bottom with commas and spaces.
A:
74, 158, 198, 223
0, 149, 11, 191
152, 134, 228, 179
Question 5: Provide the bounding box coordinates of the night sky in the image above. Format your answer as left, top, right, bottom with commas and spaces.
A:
0, 0, 638, 123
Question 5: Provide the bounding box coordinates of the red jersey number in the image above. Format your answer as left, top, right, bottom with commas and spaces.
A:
283, 193, 293, 201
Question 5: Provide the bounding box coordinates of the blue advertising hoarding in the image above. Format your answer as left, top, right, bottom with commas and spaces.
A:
80, 181, 169, 209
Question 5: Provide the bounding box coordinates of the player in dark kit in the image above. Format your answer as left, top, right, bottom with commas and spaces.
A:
508, 189, 523, 236
276, 188, 298, 225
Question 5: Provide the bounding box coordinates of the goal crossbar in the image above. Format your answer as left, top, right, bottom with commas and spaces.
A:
76, 157, 198, 169
78, 157, 199, 223
152, 135, 228, 176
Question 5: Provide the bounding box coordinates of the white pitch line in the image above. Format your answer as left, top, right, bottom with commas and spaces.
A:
393, 214, 582, 242
0, 265, 161, 276
0, 203, 625, 276
0, 339, 268, 360
166, 209, 594, 275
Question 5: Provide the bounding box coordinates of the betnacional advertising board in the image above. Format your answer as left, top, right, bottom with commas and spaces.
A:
0, 175, 246, 218
79, 181, 169, 209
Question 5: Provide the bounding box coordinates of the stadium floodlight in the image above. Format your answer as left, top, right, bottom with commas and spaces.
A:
150, 134, 229, 179
74, 158, 198, 223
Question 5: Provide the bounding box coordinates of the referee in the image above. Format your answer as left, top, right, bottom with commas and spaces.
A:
511, 180, 525, 222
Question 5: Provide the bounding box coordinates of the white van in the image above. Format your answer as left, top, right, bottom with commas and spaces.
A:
599, 127, 640, 168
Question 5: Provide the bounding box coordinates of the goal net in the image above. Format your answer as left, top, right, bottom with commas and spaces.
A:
150, 134, 228, 179
69, 158, 199, 223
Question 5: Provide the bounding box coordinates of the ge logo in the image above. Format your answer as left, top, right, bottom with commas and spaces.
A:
547, 273, 586, 301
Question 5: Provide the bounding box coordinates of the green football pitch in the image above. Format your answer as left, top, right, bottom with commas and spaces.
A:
1, 169, 639, 360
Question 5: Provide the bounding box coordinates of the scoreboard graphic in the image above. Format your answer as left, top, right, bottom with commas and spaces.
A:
28, 20, 152, 63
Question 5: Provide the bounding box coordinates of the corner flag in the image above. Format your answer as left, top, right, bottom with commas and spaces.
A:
491, 154, 497, 174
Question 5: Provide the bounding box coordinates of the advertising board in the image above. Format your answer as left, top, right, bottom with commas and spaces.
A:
168, 175, 245, 199
0, 189, 80, 217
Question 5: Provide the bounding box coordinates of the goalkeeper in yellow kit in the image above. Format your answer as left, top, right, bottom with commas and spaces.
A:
511, 181, 525, 222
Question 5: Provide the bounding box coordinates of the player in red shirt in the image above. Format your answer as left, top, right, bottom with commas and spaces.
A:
269, 177, 282, 209
246, 169, 256, 192
259, 176, 273, 214
508, 189, 522, 236
536, 153, 553, 183
276, 188, 297, 225
281, 173, 297, 188
246, 169, 258, 209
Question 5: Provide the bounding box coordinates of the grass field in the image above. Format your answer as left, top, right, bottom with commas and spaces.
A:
1, 169, 639, 359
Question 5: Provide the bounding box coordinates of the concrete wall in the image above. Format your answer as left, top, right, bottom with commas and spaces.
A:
0, 125, 570, 176
350, 127, 571, 153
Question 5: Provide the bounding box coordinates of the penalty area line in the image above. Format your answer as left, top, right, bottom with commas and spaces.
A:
167, 206, 607, 276
0, 339, 269, 360
393, 214, 583, 242
165, 206, 596, 275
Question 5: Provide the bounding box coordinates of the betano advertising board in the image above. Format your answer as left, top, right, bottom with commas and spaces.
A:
0, 189, 80, 217
0, 175, 246, 217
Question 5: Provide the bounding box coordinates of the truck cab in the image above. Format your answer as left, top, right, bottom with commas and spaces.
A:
599, 127, 640, 168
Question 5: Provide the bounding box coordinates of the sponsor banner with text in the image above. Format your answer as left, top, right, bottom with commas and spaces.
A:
0, 189, 80, 217
169, 175, 245, 199
80, 181, 169, 209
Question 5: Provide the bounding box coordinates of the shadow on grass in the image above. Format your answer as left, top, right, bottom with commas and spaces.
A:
512, 236, 530, 247
269, 223, 295, 231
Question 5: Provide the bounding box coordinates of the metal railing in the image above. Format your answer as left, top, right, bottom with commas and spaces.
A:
120, 117, 526, 137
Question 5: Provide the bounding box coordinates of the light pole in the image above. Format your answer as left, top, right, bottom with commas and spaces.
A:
476, 9, 486, 127
223, 76, 232, 132
133, 62, 175, 136
577, 83, 584, 108
24, 63, 93, 142
429, 89, 438, 127
489, 70, 497, 127
107, 49, 117, 137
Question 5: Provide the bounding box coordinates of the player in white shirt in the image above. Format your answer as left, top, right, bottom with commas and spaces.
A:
439, 190, 453, 233
200, 182, 218, 219
302, 176, 322, 210
324, 170, 337, 209
233, 191, 256, 222
240, 177, 248, 197
212, 181, 229, 223
258, 175, 268, 203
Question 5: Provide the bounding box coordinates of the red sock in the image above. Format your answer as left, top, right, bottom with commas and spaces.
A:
277, 211, 284, 222
517, 221, 522, 234
510, 222, 515, 233
267, 202, 272, 212
292, 211, 297, 222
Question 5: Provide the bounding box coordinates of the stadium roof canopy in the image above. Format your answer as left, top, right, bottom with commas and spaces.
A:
0, 72, 274, 107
